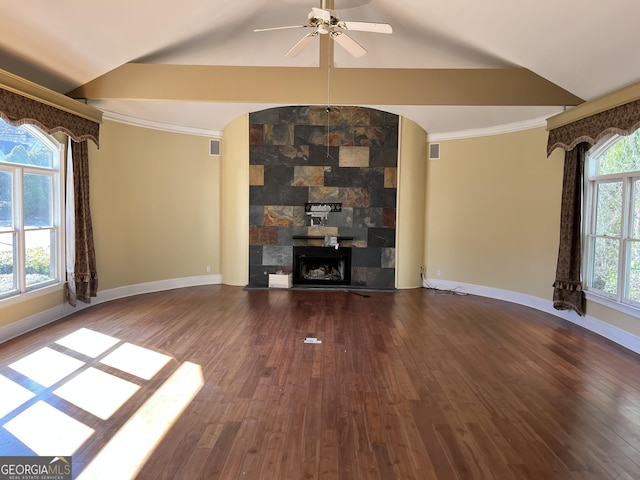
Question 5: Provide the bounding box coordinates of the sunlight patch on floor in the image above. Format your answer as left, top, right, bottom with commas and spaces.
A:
55, 328, 121, 358
0, 375, 36, 417
100, 343, 171, 380
1, 327, 202, 474
3, 400, 95, 456
54, 367, 141, 420
77, 361, 204, 480
9, 347, 85, 387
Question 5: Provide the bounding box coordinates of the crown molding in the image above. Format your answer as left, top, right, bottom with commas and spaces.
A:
102, 106, 554, 142
100, 109, 222, 138
427, 115, 550, 142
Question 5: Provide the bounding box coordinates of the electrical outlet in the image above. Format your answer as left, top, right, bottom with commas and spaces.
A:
436, 270, 442, 277
206, 265, 211, 273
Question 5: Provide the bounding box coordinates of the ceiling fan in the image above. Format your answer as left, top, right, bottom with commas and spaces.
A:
254, 3, 392, 58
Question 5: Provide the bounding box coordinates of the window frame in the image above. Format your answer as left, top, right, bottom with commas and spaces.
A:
584, 133, 640, 313
0, 121, 65, 304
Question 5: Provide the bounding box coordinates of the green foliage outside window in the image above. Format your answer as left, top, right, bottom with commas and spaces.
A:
629, 242, 640, 302
0, 120, 53, 167
0, 249, 12, 275
591, 183, 622, 295
596, 130, 640, 175
0, 245, 51, 292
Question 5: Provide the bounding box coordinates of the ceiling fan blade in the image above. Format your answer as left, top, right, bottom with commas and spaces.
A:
331, 32, 367, 57
341, 21, 393, 34
254, 25, 309, 32
286, 32, 317, 57
311, 7, 332, 22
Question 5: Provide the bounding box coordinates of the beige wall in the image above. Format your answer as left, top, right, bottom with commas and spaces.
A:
396, 117, 427, 288
219, 114, 249, 286
90, 120, 220, 291
0, 290, 67, 329
425, 127, 564, 299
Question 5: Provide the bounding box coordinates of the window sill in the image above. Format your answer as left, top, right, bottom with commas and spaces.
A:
0, 283, 65, 308
585, 291, 640, 319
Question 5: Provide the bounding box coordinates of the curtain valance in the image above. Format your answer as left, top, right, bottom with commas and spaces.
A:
547, 98, 640, 155
0, 87, 100, 146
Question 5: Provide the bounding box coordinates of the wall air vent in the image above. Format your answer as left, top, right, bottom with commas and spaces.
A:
209, 139, 220, 156
429, 143, 440, 160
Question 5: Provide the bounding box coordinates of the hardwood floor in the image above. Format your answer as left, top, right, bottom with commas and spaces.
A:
1, 285, 640, 479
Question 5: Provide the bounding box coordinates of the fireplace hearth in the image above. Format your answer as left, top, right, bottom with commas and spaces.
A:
293, 246, 352, 286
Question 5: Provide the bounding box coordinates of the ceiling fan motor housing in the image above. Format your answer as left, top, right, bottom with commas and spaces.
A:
257, 6, 393, 58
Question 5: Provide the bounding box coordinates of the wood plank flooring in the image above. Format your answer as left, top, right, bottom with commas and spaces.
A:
1, 285, 640, 479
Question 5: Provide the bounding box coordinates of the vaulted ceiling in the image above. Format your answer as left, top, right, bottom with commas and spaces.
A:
2, 0, 638, 138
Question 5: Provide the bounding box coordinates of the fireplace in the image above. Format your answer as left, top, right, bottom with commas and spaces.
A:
293, 246, 352, 286
248, 106, 398, 290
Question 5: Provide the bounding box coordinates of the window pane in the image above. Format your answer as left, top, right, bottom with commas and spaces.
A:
0, 170, 12, 228
627, 240, 640, 303
590, 237, 619, 295
633, 179, 640, 240
0, 119, 53, 168
25, 229, 54, 286
0, 119, 59, 298
0, 232, 16, 294
24, 173, 52, 227
596, 130, 640, 175
594, 182, 622, 236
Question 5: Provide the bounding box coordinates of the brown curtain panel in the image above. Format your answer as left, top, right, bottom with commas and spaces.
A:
552, 144, 587, 315
68, 140, 98, 305
547, 97, 640, 315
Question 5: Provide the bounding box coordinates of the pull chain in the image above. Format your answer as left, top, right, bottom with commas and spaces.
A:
326, 32, 334, 160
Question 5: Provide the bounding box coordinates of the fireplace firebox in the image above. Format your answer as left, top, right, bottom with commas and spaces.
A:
293, 246, 352, 286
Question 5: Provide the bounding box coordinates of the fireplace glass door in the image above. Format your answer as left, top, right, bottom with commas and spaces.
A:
293, 246, 352, 286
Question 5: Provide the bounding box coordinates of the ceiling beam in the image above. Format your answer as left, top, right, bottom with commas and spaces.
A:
67, 63, 584, 107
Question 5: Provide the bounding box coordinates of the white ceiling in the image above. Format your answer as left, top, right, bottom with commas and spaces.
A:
1, 0, 639, 138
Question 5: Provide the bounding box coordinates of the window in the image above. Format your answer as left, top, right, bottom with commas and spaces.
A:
584, 129, 640, 308
0, 118, 63, 299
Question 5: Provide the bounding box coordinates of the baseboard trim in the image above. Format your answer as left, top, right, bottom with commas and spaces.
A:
0, 275, 222, 345
5, 275, 638, 356
424, 278, 640, 355
95, 275, 222, 304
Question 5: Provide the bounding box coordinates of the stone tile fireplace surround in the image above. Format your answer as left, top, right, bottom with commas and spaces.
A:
248, 106, 398, 289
